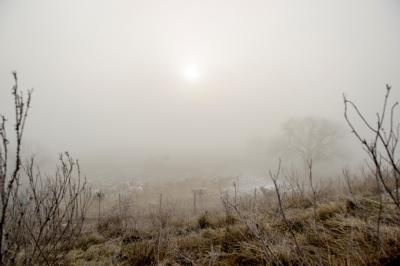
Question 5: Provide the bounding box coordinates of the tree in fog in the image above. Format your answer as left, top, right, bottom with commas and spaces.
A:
270, 116, 343, 164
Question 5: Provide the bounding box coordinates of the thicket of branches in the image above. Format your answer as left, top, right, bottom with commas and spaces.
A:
0, 73, 91, 265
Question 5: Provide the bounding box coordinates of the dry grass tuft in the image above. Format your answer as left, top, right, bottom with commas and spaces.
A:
76, 234, 105, 251
96, 215, 125, 238
197, 211, 212, 229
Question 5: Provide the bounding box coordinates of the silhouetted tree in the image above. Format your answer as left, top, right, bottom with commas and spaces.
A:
271, 116, 343, 165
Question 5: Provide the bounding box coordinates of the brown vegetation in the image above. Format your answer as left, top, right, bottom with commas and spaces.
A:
64, 176, 400, 266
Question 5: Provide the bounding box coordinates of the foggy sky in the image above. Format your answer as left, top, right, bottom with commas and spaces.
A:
1, 0, 400, 181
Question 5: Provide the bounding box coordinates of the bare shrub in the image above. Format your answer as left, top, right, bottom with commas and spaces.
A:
269, 159, 304, 258
0, 73, 91, 265
0, 72, 32, 264
344, 84, 400, 210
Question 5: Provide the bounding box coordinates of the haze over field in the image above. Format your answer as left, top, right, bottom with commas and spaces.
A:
1, 0, 400, 181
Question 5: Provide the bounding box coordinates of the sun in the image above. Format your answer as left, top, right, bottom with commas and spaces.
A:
182, 64, 200, 83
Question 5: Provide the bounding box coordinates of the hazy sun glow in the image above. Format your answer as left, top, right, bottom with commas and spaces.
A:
183, 64, 200, 82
